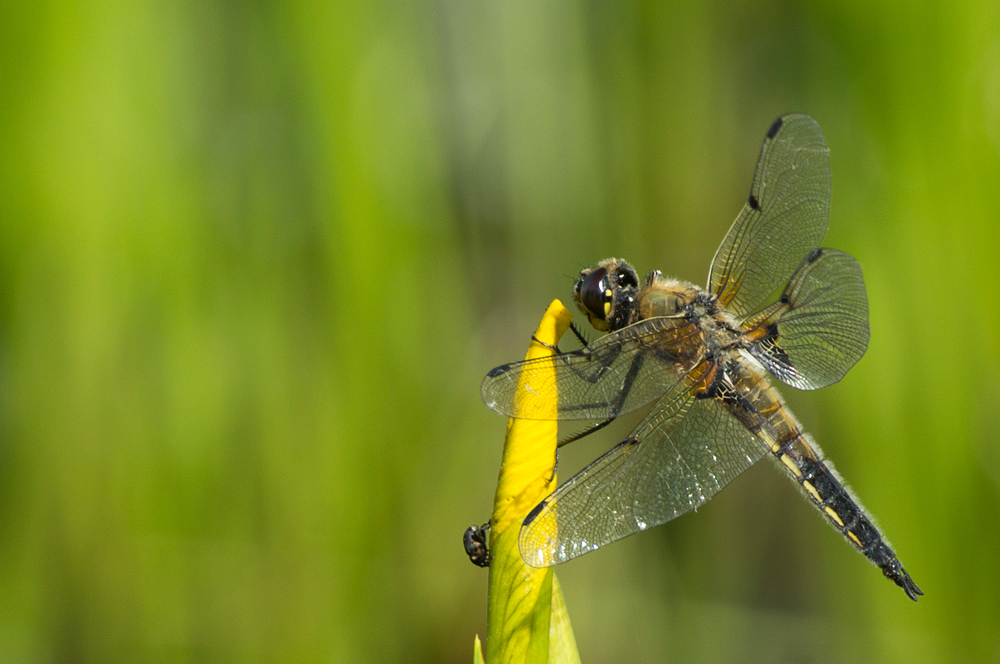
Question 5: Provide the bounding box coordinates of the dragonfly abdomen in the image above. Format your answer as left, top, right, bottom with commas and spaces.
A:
723, 361, 921, 600
764, 408, 923, 600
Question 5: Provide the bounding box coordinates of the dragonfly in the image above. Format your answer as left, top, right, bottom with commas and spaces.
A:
481, 114, 921, 600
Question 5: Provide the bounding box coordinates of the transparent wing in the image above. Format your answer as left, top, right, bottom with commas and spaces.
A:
743, 248, 869, 390
708, 114, 831, 319
482, 317, 703, 421
518, 365, 769, 567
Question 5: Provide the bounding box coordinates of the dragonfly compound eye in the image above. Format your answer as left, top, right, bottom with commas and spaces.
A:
578, 267, 610, 322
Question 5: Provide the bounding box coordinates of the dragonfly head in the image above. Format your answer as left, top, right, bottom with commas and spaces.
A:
574, 259, 640, 332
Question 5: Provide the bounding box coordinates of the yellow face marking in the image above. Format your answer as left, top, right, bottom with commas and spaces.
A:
824, 506, 844, 527
802, 480, 822, 502
780, 454, 802, 477
847, 531, 862, 547
603, 302, 611, 317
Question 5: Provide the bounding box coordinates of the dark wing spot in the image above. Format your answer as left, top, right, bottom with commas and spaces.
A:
767, 116, 783, 139
522, 498, 549, 526
805, 248, 823, 264
486, 365, 509, 379
748, 193, 760, 211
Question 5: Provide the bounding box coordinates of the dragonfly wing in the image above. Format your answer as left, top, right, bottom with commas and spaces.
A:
744, 248, 869, 390
708, 114, 831, 319
481, 317, 702, 421
518, 363, 769, 567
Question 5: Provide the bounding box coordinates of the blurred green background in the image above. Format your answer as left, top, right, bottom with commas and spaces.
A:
1, 0, 998, 662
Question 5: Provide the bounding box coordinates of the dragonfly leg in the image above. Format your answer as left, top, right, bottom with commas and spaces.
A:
531, 334, 561, 352
545, 450, 560, 483
557, 417, 615, 447
558, 352, 646, 444
569, 322, 590, 346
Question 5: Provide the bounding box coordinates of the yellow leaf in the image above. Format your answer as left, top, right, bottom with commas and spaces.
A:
485, 300, 580, 664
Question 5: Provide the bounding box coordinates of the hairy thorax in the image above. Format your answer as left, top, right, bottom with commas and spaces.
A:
636, 275, 741, 359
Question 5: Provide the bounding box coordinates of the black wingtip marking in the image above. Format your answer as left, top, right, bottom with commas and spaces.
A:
767, 116, 784, 139
805, 248, 823, 264
522, 498, 549, 526
748, 193, 760, 211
